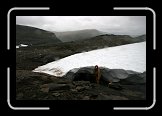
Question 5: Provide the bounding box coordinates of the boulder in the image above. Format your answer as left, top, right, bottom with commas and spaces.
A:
63, 68, 79, 80
64, 66, 145, 86
120, 71, 146, 85
101, 69, 130, 82
73, 66, 96, 83
100, 68, 119, 82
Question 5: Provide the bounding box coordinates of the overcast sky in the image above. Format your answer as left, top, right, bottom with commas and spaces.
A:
16, 16, 146, 35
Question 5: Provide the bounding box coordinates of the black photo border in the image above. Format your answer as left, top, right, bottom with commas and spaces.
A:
8, 7, 156, 111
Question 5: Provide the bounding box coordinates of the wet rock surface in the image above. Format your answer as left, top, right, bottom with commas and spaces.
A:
16, 67, 146, 100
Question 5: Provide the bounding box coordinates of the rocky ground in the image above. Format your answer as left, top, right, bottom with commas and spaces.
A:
16, 42, 146, 100
16, 68, 146, 100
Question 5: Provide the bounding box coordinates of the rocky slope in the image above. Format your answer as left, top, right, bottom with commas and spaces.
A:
134, 34, 146, 42
55, 29, 102, 42
16, 25, 61, 46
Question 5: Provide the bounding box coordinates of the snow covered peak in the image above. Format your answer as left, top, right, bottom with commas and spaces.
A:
33, 42, 146, 77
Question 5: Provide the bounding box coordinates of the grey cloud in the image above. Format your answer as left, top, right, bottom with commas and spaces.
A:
16, 16, 146, 35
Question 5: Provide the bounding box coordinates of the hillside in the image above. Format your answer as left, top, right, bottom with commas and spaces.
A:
55, 29, 103, 42
77, 34, 136, 47
134, 34, 146, 42
16, 25, 61, 45
57, 34, 136, 53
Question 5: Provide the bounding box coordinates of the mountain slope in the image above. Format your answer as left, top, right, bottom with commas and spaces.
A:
77, 34, 136, 46
55, 29, 102, 42
134, 34, 146, 42
59, 34, 136, 53
16, 25, 61, 45
33, 42, 146, 77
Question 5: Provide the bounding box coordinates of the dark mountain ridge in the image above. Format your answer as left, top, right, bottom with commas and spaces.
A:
16, 24, 61, 46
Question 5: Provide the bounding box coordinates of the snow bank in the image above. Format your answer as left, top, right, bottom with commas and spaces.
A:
33, 42, 146, 77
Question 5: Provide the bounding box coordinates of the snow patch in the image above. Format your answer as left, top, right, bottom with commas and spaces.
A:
20, 44, 28, 47
16, 44, 28, 48
33, 42, 146, 77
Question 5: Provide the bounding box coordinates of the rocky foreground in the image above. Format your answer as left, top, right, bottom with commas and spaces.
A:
16, 32, 146, 100
16, 66, 146, 100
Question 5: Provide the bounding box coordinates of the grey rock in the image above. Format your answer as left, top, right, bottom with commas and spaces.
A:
73, 66, 96, 82
76, 86, 86, 92
52, 92, 61, 97
63, 68, 79, 80
120, 71, 146, 85
101, 68, 120, 82
63, 66, 145, 86
101, 69, 129, 83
